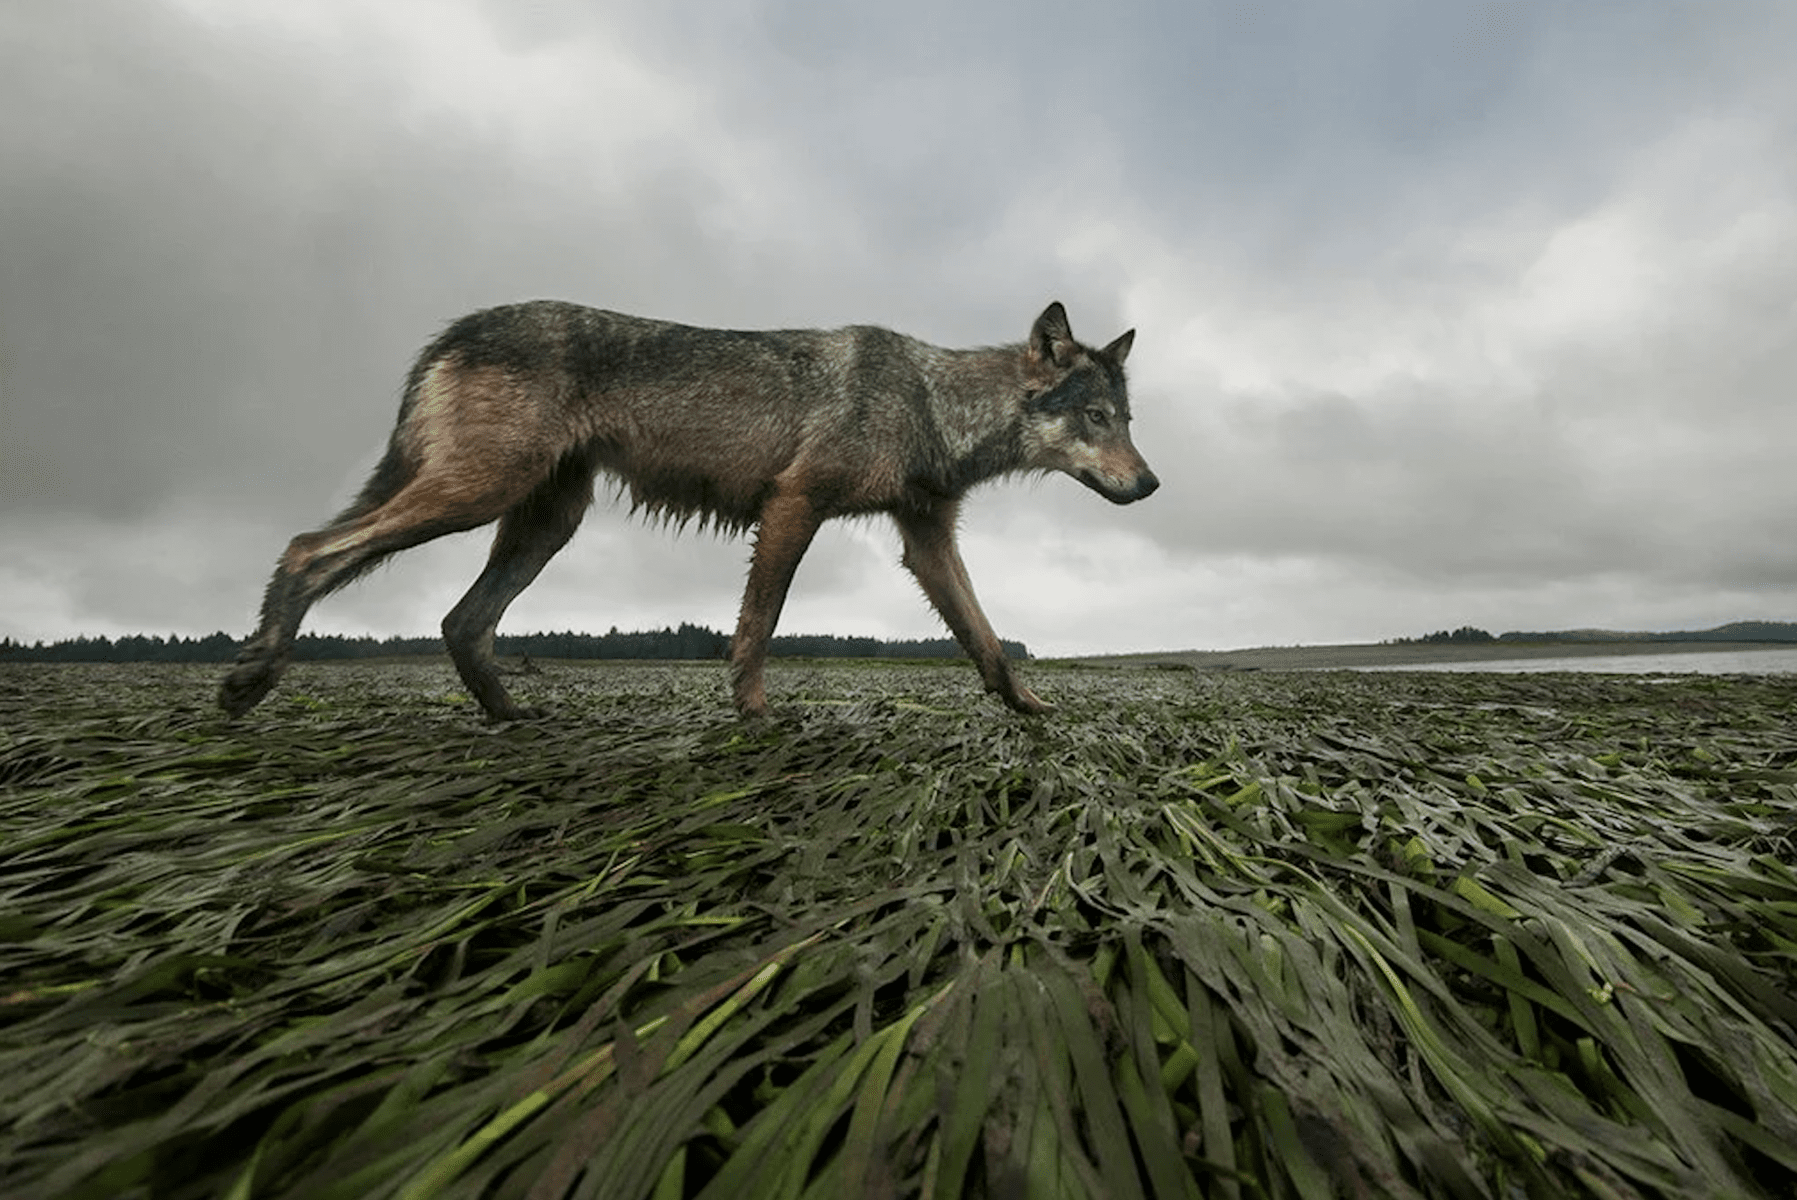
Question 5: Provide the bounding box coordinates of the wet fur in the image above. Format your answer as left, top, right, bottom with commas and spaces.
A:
219, 300, 1158, 720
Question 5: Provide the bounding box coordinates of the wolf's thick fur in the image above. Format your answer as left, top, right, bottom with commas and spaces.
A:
219, 300, 1158, 720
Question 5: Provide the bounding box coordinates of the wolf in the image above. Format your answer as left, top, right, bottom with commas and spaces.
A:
218, 300, 1158, 720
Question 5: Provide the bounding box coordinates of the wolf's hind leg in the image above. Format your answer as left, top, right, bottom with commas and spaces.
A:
442, 455, 595, 720
219, 544, 328, 719
217, 512, 438, 718
731, 489, 824, 717
219, 467, 543, 717
893, 502, 1052, 715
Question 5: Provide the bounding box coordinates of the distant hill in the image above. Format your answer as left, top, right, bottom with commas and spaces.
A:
1495, 621, 1797, 644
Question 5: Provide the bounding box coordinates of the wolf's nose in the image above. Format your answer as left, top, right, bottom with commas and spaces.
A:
1134, 471, 1160, 501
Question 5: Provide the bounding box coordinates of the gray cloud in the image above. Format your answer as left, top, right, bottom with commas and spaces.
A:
3, 0, 1794, 654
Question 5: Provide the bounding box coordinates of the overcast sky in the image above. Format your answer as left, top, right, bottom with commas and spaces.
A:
4, 1, 1794, 655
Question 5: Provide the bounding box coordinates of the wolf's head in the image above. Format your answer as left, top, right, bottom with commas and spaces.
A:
1019, 302, 1159, 504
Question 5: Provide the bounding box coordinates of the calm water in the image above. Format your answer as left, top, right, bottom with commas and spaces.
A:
1359, 647, 1797, 675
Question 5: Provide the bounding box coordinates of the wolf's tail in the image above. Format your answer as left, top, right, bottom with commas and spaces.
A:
326, 353, 437, 525
330, 436, 416, 526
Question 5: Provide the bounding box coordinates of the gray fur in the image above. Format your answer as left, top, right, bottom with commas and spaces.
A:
219, 300, 1158, 721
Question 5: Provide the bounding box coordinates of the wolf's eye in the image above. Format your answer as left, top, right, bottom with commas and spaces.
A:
1085, 408, 1109, 427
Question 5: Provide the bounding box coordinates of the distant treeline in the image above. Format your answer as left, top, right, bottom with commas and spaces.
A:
0, 624, 1028, 664
1394, 626, 1497, 645
1392, 620, 1797, 646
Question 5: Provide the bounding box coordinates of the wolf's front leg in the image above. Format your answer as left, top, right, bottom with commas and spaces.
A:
731, 490, 825, 717
893, 503, 1053, 715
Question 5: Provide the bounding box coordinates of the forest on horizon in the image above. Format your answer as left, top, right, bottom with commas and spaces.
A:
1392, 620, 1797, 646
0, 623, 1030, 664
8, 619, 1794, 665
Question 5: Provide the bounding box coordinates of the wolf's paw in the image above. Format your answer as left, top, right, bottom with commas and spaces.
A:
1004, 686, 1055, 716
732, 684, 771, 721
218, 664, 278, 718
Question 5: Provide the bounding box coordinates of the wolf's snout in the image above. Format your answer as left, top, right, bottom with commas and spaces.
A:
1082, 467, 1160, 504
1110, 469, 1159, 504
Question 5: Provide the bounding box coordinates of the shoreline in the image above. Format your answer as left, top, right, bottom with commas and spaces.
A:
1063, 640, 1797, 672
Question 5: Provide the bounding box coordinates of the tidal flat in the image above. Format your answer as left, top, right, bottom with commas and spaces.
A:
3, 660, 1795, 1198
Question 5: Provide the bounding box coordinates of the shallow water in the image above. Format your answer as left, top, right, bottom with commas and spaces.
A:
1358, 646, 1797, 675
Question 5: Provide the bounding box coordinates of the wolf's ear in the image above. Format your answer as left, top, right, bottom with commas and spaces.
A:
1102, 329, 1135, 365
1029, 302, 1076, 367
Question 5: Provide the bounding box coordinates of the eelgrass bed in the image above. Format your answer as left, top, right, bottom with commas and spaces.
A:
2, 660, 1794, 1199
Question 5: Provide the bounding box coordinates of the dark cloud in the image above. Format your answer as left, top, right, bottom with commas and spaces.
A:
3, 0, 1794, 653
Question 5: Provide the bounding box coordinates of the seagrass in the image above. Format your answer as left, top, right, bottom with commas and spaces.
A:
2, 660, 1795, 1198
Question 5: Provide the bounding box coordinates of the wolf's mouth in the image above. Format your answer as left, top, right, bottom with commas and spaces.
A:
1078, 469, 1160, 505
